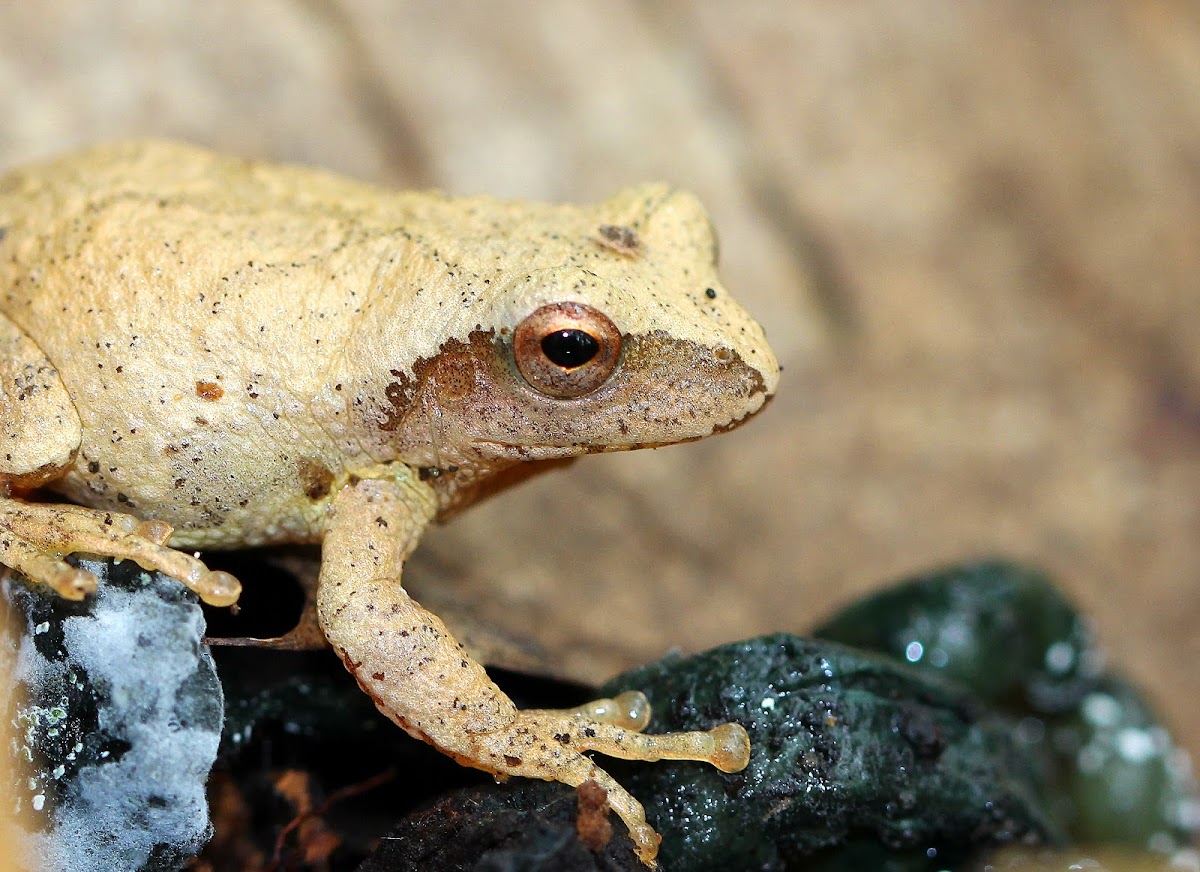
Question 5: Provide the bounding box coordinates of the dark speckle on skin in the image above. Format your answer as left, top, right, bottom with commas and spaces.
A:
595, 224, 640, 257
298, 458, 335, 501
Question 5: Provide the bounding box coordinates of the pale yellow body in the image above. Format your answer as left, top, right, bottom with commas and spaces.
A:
0, 141, 778, 864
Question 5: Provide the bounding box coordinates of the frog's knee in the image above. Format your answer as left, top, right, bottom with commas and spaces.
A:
0, 460, 70, 492
0, 312, 81, 483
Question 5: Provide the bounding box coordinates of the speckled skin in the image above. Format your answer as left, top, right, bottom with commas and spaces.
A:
0, 141, 779, 865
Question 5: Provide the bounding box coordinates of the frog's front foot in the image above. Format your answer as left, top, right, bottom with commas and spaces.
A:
464, 692, 750, 865
0, 498, 240, 606
324, 574, 749, 866
317, 475, 751, 866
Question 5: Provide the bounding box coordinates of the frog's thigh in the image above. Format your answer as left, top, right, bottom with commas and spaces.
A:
0, 311, 80, 487
317, 476, 751, 867
0, 315, 240, 604
0, 311, 87, 597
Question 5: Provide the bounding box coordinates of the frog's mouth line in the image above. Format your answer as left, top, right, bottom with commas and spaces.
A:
468, 395, 772, 458
470, 438, 681, 457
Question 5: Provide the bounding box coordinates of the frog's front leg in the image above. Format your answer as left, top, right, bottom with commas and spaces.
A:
0, 311, 240, 606
317, 474, 751, 867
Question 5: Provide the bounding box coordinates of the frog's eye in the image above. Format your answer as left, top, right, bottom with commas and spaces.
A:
513, 302, 622, 399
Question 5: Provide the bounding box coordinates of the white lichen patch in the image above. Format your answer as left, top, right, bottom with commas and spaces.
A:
3, 559, 224, 872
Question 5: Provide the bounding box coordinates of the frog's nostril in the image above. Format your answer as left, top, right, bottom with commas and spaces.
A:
713, 346, 733, 363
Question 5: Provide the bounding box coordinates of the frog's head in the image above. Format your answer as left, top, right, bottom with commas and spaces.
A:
362, 184, 779, 511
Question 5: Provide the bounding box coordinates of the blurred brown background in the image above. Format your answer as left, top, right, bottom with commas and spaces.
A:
2, 2, 1197, 758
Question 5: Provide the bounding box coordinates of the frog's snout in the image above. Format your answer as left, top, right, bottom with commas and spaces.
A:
738, 334, 780, 402
707, 320, 780, 426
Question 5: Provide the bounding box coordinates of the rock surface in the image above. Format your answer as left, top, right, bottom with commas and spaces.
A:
600, 634, 1056, 871
357, 781, 642, 872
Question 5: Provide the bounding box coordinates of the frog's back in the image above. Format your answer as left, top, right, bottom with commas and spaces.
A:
0, 140, 387, 236
0, 141, 424, 542
1, 139, 408, 315
0, 141, 401, 423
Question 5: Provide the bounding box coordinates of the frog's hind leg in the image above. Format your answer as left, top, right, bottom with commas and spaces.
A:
0, 310, 81, 490
0, 501, 241, 606
0, 312, 240, 606
0, 309, 88, 596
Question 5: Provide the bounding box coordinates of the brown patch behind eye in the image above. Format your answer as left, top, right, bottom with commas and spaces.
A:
431, 349, 477, 400
378, 370, 415, 432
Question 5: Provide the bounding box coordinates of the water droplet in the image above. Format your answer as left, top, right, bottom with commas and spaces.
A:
1081, 692, 1121, 728
1044, 640, 1075, 674
905, 641, 924, 663
1169, 847, 1200, 871
1015, 716, 1046, 745
1147, 832, 1176, 853
1115, 727, 1159, 763
1077, 742, 1106, 773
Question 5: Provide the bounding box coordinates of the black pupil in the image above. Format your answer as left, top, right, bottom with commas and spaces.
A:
541, 329, 599, 368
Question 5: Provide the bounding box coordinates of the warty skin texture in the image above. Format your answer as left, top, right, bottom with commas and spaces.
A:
0, 140, 779, 865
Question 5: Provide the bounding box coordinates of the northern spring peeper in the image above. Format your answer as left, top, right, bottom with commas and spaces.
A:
0, 141, 779, 864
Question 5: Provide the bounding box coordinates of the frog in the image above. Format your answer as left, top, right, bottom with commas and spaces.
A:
0, 140, 779, 865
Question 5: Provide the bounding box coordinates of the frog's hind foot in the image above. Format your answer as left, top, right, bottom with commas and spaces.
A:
0, 498, 241, 606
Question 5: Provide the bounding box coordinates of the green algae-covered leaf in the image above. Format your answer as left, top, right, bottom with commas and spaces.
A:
1043, 677, 1198, 850
602, 634, 1059, 871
